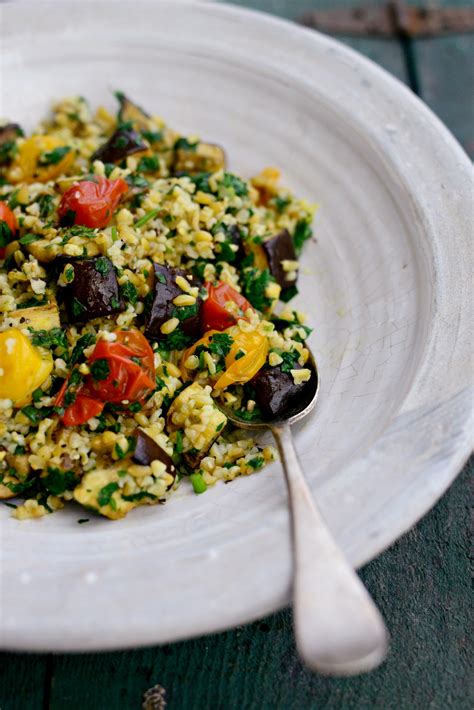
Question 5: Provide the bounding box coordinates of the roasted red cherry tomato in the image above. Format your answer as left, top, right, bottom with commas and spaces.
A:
55, 380, 105, 427
202, 281, 253, 332
58, 176, 128, 229
87, 328, 155, 404
0, 202, 18, 258
56, 329, 155, 426
61, 393, 105, 427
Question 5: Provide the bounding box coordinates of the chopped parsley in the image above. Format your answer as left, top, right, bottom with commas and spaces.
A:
122, 491, 156, 502
220, 172, 248, 197
37, 194, 55, 219
97, 482, 119, 507
280, 285, 299, 303
20, 405, 41, 425
293, 219, 313, 255
240, 267, 276, 312
208, 332, 233, 358
273, 195, 291, 212
42, 467, 77, 496
174, 137, 198, 151
30, 327, 69, 353
90, 359, 110, 381
120, 281, 138, 305
70, 332, 96, 365
94, 257, 111, 275
0, 221, 13, 248
278, 350, 300, 374
142, 130, 164, 144
247, 456, 265, 470
137, 155, 160, 173
172, 303, 199, 322
38, 146, 71, 165
189, 172, 213, 194
18, 233, 42, 246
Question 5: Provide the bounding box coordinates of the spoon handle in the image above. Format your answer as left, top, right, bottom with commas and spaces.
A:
271, 424, 389, 676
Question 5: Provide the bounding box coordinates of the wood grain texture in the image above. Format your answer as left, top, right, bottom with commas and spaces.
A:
0, 1, 472, 707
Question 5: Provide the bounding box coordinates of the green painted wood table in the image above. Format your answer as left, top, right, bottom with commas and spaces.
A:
1, 1, 472, 708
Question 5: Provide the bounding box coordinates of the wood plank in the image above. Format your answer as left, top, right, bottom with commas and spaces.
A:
45, 462, 472, 709
0, 652, 49, 710
217, 0, 408, 81
415, 34, 474, 156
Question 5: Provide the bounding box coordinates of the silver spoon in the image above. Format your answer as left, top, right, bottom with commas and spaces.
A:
218, 350, 389, 675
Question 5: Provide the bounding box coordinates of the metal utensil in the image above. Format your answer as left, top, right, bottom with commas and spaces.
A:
217, 350, 389, 675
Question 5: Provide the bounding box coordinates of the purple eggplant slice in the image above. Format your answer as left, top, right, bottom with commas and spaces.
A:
57, 255, 125, 322
91, 127, 148, 164
132, 429, 176, 488
250, 363, 316, 420
143, 264, 203, 341
262, 229, 297, 291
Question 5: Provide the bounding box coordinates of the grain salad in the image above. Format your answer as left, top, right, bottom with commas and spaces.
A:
0, 93, 316, 520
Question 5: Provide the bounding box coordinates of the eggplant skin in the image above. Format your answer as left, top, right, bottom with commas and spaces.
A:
250, 364, 310, 420
91, 127, 148, 164
132, 429, 176, 488
262, 229, 297, 290
57, 256, 125, 322
144, 263, 203, 340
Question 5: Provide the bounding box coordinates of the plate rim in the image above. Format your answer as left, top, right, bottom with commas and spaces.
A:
0, 0, 472, 651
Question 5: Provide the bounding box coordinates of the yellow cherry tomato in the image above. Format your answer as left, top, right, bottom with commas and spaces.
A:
214, 330, 268, 390
8, 135, 75, 184
0, 329, 53, 405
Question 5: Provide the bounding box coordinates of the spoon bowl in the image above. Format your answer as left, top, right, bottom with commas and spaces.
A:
217, 349, 389, 676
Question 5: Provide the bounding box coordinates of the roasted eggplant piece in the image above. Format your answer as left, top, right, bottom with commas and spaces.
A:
132, 429, 176, 487
250, 363, 316, 420
56, 255, 124, 322
91, 127, 148, 164
143, 263, 203, 340
116, 92, 151, 131
173, 141, 226, 176
262, 229, 297, 291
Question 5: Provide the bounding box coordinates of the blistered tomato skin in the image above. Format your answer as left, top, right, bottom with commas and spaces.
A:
58, 177, 128, 229
0, 329, 53, 405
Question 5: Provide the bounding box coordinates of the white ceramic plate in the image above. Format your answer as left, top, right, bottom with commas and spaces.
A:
0, 0, 472, 652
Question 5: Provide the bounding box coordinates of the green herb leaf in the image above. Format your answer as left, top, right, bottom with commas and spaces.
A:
90, 359, 110, 381
42, 467, 77, 495
174, 137, 198, 151
221, 172, 248, 197
30, 327, 69, 352
94, 256, 111, 275
71, 297, 86, 317
293, 219, 313, 255
97, 482, 119, 507
38, 146, 71, 166
120, 281, 138, 306
70, 332, 96, 365
208, 332, 233, 358
18, 233, 42, 246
